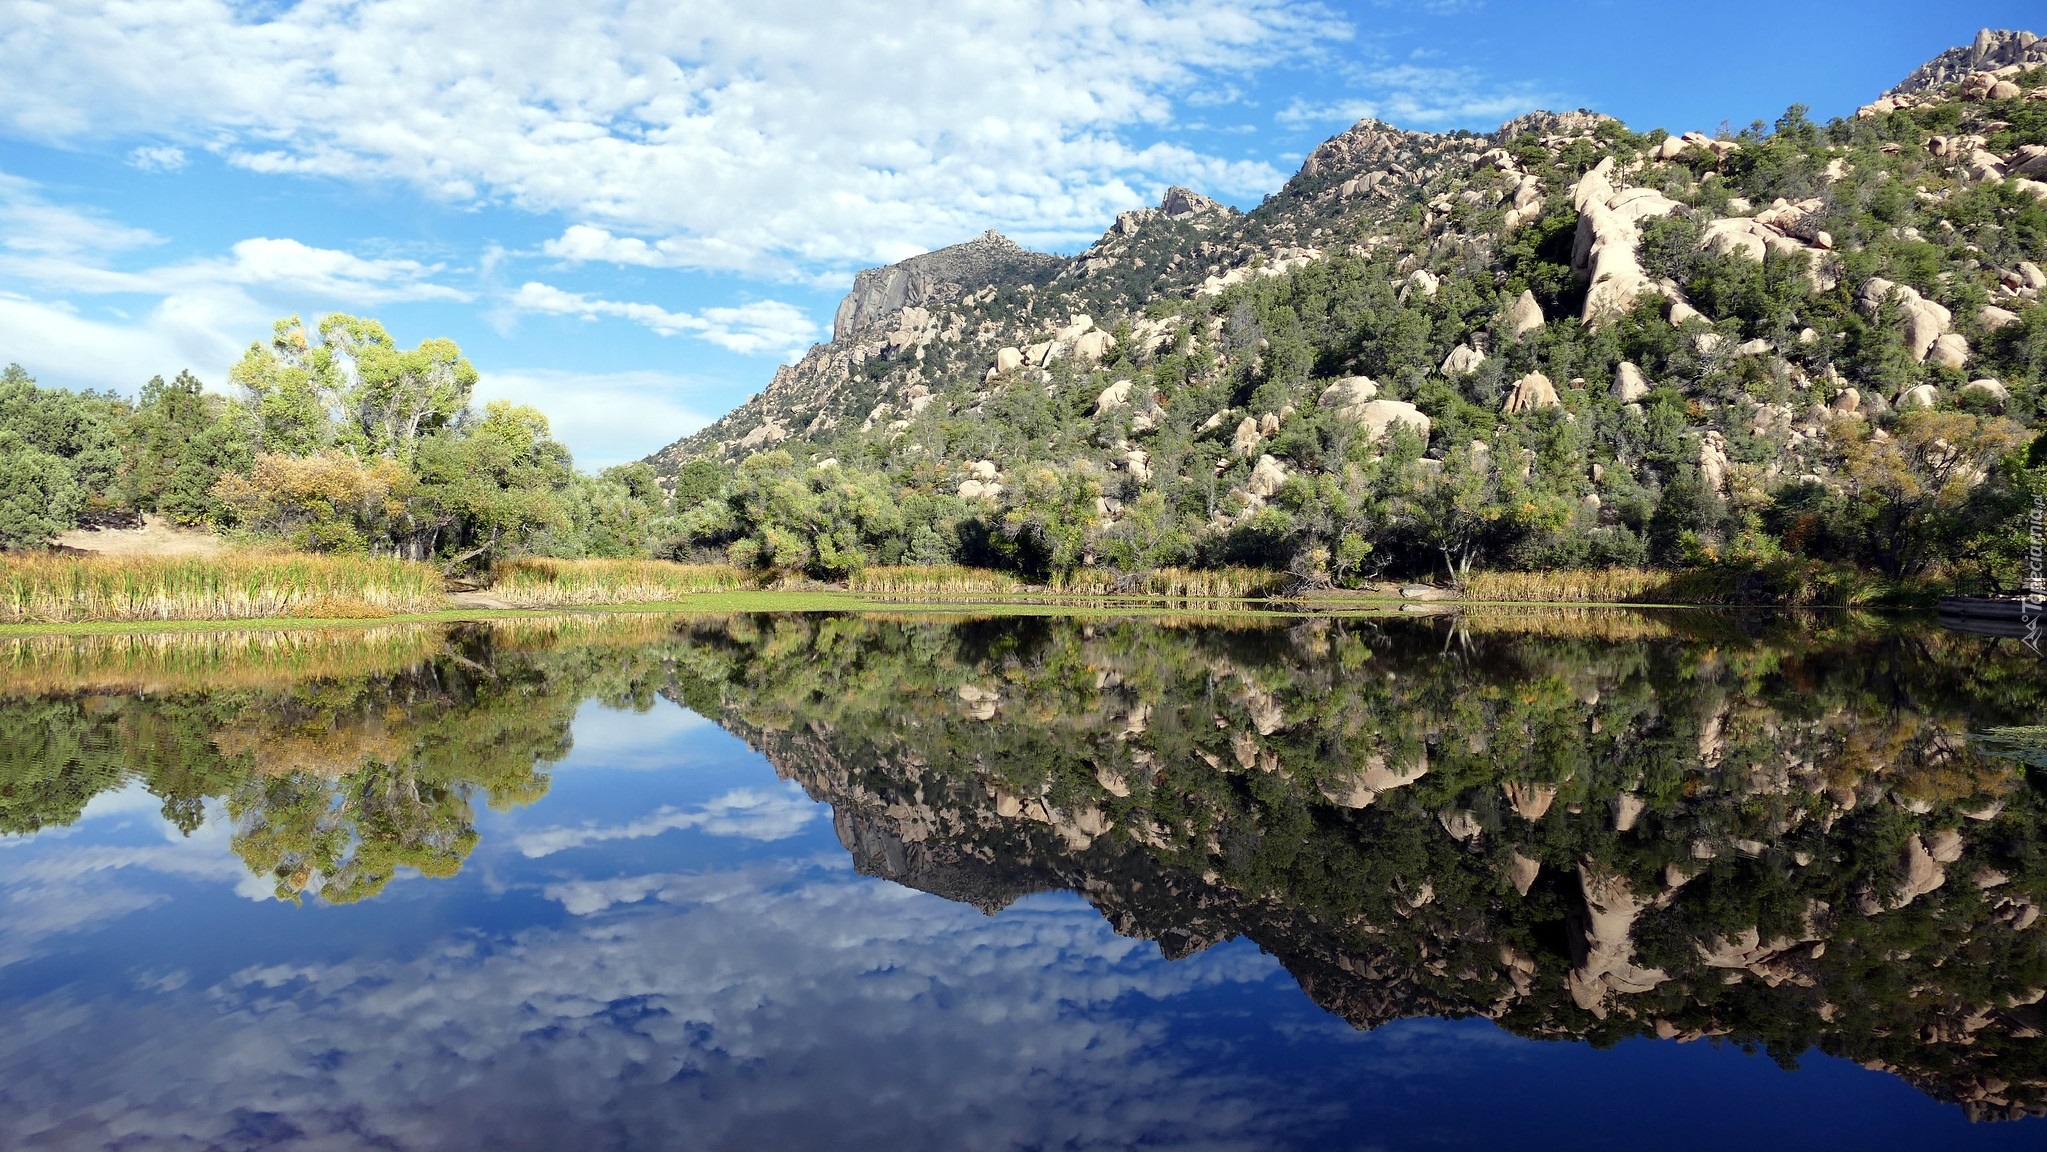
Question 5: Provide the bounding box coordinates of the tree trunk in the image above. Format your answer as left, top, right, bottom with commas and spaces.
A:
439, 527, 502, 575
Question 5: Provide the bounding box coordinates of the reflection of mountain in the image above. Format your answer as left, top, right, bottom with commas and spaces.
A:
682, 613, 2047, 1121
7, 610, 2047, 1119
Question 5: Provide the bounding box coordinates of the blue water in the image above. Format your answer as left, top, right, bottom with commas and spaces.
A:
0, 688, 2038, 1151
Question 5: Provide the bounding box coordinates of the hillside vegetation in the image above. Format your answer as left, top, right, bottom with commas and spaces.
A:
644, 30, 2047, 597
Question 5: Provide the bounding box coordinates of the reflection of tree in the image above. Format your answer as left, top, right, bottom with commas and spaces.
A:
232, 762, 480, 903
0, 700, 127, 833
0, 627, 597, 901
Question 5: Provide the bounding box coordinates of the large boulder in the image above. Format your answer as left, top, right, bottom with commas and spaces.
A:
1929, 333, 1971, 370
1857, 277, 1952, 361
1612, 362, 1651, 402
1318, 376, 1380, 415
1094, 378, 1134, 412
1503, 372, 1561, 413
1071, 329, 1115, 362
1344, 400, 1431, 444
1231, 417, 1264, 458
1981, 305, 2021, 330
1508, 290, 1545, 337
1440, 344, 1487, 376
1960, 379, 2011, 407
993, 346, 1025, 374
1896, 384, 1940, 410
1246, 454, 1288, 499
1571, 158, 1685, 324
1699, 430, 1730, 493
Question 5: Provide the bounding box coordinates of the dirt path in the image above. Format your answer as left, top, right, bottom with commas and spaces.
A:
447, 591, 521, 610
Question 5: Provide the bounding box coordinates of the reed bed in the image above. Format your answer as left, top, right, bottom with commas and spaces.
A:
2, 553, 449, 624
849, 566, 1023, 596
1462, 568, 1673, 604
484, 558, 748, 605
1051, 567, 1290, 601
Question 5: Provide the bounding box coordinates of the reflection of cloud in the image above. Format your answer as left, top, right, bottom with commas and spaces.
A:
0, 866, 1317, 1150
514, 785, 822, 857
0, 800, 271, 968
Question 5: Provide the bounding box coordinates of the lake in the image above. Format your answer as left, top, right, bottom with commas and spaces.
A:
1, 608, 2044, 1150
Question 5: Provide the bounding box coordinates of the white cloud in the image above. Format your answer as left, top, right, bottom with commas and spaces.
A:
473, 366, 718, 469
126, 144, 187, 171
1276, 62, 1556, 129
0, 170, 160, 257
0, 167, 470, 391
514, 784, 823, 857
0, 0, 1342, 272
511, 281, 819, 357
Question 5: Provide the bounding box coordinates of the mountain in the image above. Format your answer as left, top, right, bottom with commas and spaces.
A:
644, 31, 2047, 589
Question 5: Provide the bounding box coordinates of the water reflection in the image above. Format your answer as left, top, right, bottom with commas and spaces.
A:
1, 609, 2044, 1144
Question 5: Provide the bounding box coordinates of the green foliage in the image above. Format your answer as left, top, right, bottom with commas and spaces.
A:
0, 364, 122, 545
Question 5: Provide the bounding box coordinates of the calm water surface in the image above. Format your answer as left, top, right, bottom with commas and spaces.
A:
1, 610, 2044, 1150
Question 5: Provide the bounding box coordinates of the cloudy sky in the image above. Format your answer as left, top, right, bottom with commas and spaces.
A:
0, 1, 2036, 467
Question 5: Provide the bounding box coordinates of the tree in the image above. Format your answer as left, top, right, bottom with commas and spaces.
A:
1403, 445, 1502, 586
323, 314, 477, 459
210, 450, 407, 553
122, 370, 254, 522
230, 317, 342, 454
399, 401, 574, 567
0, 437, 82, 549
1832, 410, 2028, 578
229, 313, 477, 461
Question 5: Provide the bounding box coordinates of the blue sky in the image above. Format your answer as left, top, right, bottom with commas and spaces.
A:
0, 1, 2037, 468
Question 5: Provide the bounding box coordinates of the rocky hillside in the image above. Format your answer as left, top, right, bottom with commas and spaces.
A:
646, 30, 2047, 589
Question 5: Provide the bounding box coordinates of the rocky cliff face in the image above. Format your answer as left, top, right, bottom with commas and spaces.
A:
830, 229, 1063, 341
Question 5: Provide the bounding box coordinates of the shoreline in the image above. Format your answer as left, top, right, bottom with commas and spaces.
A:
0, 590, 1922, 639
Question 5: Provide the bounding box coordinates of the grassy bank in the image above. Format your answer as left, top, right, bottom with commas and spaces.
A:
3, 553, 451, 624
4, 551, 1945, 631
483, 558, 746, 605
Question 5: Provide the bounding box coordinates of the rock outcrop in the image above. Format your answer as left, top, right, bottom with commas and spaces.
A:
832, 230, 1061, 340
1887, 29, 2047, 96
1570, 157, 1683, 324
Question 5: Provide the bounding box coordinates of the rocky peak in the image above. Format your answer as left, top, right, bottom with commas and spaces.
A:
1491, 109, 1618, 143
1297, 117, 1425, 179
1158, 185, 1226, 219
1887, 28, 2047, 96
831, 228, 1061, 340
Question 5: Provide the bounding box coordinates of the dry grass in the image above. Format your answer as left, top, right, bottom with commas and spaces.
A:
484, 558, 747, 605
1052, 567, 1290, 600
1, 553, 449, 624
1462, 568, 1673, 604
849, 566, 1023, 595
